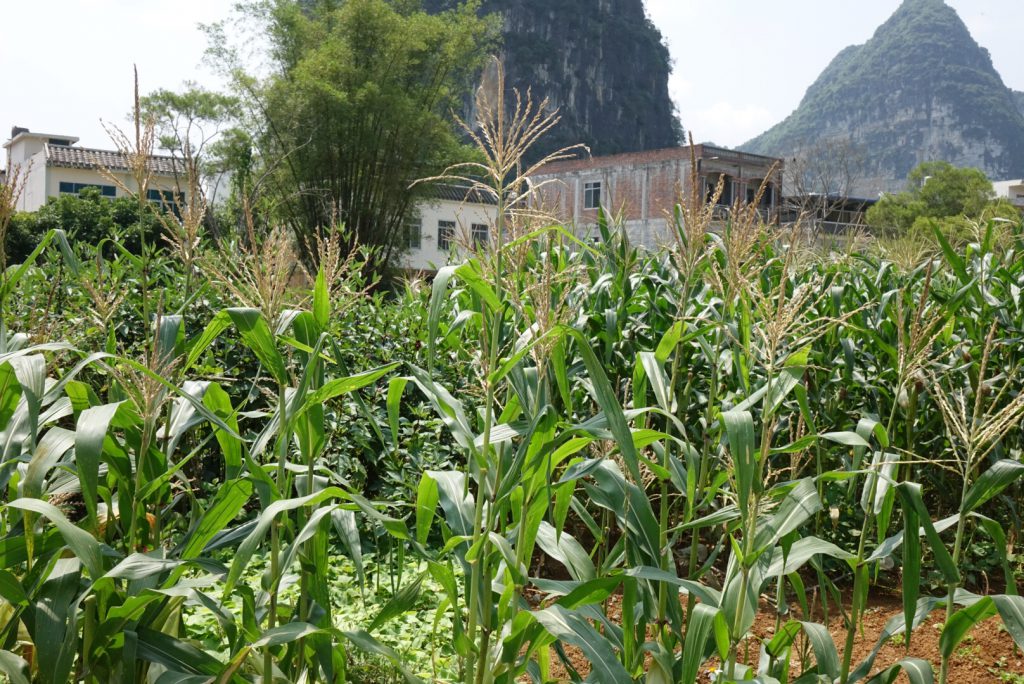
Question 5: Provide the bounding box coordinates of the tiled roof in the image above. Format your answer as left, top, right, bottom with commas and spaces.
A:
430, 184, 497, 205
46, 144, 184, 176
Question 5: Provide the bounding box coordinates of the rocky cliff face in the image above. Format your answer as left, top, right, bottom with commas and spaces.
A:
1014, 91, 1024, 118
426, 0, 681, 160
742, 0, 1024, 193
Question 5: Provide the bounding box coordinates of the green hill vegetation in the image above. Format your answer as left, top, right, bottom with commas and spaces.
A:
744, 0, 1024, 192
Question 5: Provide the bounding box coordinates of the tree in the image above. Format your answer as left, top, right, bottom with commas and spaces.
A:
141, 85, 243, 238
140, 84, 239, 172
209, 0, 495, 271
867, 161, 997, 233
783, 137, 866, 234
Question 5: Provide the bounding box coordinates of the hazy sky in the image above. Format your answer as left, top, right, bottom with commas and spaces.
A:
2, 1, 1022, 153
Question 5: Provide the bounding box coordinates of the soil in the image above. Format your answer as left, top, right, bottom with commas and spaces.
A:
535, 590, 1024, 683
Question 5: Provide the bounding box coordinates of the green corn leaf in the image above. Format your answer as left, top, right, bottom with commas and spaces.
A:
298, 363, 399, 416
680, 604, 718, 684
821, 431, 872, 447
0, 363, 22, 433
426, 265, 457, 372
531, 605, 631, 684
6, 499, 103, 579
75, 401, 132, 532
414, 473, 439, 546
223, 488, 343, 596
202, 383, 243, 480
0, 570, 27, 607
939, 597, 997, 659
28, 558, 80, 684
723, 409, 757, 518
865, 658, 934, 684
386, 376, 410, 449
639, 351, 674, 413
0, 651, 30, 684
0, 229, 56, 300
136, 628, 223, 676
426, 470, 474, 538
973, 514, 1016, 595
255, 622, 327, 648
903, 497, 921, 648
753, 479, 822, 555
368, 574, 424, 633
766, 536, 854, 576
342, 629, 425, 684
932, 222, 970, 285
849, 596, 945, 681
313, 267, 330, 330
332, 509, 364, 588
861, 450, 899, 516
553, 576, 622, 610
896, 482, 959, 584
991, 594, 1024, 651
962, 459, 1024, 513
763, 346, 809, 417
225, 308, 289, 386
563, 327, 641, 484
185, 310, 231, 370
179, 479, 252, 560
536, 521, 596, 582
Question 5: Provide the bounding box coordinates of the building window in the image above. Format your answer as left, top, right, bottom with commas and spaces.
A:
471, 223, 488, 247
147, 189, 185, 217
48, 138, 72, 147
404, 216, 421, 249
438, 220, 455, 251
59, 181, 116, 198
583, 181, 602, 210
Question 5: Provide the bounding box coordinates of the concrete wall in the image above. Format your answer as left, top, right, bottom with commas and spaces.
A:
994, 179, 1024, 208
402, 198, 497, 271
10, 162, 185, 213
20, 149, 48, 212
46, 167, 183, 200
6, 132, 186, 212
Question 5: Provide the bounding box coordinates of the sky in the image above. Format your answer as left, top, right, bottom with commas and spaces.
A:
2, 1, 1023, 153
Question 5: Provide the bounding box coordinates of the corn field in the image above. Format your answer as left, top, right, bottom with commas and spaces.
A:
0, 92, 1023, 684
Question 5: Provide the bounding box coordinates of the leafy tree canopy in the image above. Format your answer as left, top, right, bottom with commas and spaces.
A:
866, 161, 1001, 233
140, 84, 240, 165
210, 0, 497, 272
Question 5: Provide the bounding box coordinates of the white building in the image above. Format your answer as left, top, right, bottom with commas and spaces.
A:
402, 185, 497, 272
993, 179, 1024, 211
3, 126, 186, 212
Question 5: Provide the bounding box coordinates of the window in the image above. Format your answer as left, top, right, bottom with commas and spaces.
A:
59, 181, 116, 198
48, 138, 72, 147
471, 223, 488, 247
438, 220, 455, 251
583, 181, 602, 210
147, 189, 185, 217
404, 216, 421, 249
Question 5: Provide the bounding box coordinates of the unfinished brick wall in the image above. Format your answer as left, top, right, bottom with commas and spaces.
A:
530, 145, 782, 233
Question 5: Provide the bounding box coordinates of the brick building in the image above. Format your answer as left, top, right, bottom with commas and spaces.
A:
530, 144, 783, 248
